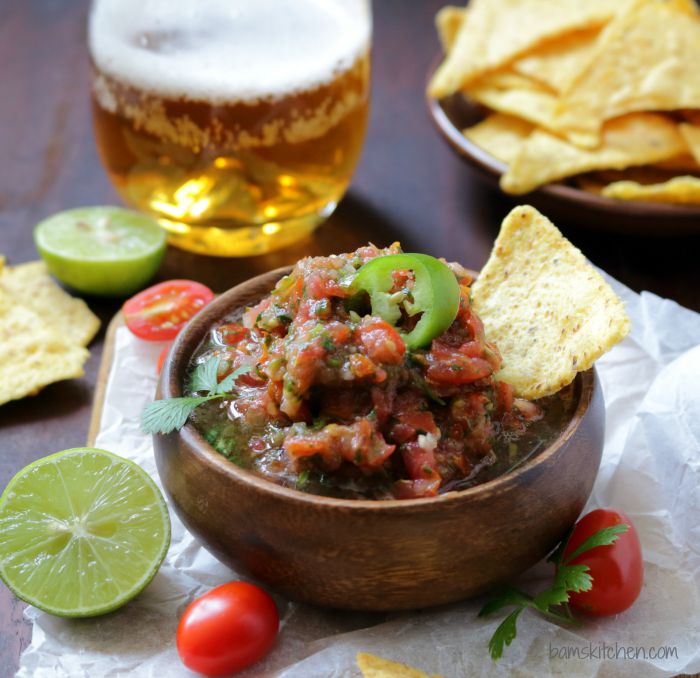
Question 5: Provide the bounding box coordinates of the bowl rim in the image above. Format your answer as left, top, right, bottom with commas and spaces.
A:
159, 266, 597, 514
425, 57, 700, 221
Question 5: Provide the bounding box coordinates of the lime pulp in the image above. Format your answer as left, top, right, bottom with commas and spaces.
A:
0, 448, 171, 617
34, 206, 167, 297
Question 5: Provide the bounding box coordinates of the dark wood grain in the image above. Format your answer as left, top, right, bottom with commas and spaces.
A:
1, 0, 699, 674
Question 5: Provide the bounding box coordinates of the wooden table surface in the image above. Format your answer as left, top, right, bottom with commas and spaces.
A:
1, 1, 699, 675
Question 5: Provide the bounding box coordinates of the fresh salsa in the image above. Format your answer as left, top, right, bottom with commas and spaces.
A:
188, 245, 576, 500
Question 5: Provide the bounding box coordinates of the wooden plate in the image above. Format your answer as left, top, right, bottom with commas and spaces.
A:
426, 77, 700, 235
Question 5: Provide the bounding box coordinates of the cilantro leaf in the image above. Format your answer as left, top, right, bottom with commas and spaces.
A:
554, 563, 593, 593
190, 356, 222, 394
141, 395, 219, 435
143, 356, 255, 436
532, 586, 570, 611
478, 587, 531, 617
480, 520, 630, 662
563, 524, 629, 564
488, 608, 524, 661
215, 364, 252, 394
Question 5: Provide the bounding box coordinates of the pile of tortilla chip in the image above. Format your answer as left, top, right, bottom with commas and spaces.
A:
429, 0, 700, 202
0, 258, 100, 406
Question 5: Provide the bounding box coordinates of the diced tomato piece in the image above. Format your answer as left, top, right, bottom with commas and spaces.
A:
325, 321, 352, 345
464, 308, 486, 342
495, 381, 514, 416
306, 269, 350, 300
243, 298, 272, 329
457, 340, 483, 358
390, 268, 412, 292
215, 323, 248, 346
389, 411, 438, 445
281, 340, 326, 417
283, 419, 395, 471
449, 393, 490, 425
426, 354, 492, 384
232, 390, 279, 427
340, 419, 395, 467
401, 440, 440, 482
349, 354, 377, 379
284, 437, 329, 458
268, 380, 283, 405
391, 478, 441, 499
357, 319, 406, 365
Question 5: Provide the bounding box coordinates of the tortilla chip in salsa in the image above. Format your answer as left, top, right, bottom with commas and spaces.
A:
471, 205, 630, 399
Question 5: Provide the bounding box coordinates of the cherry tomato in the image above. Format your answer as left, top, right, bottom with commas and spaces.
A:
123, 280, 214, 341
563, 508, 643, 616
156, 343, 172, 374
176, 581, 279, 676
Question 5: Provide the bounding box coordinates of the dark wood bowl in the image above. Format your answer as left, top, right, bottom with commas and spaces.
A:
153, 268, 605, 611
426, 70, 700, 235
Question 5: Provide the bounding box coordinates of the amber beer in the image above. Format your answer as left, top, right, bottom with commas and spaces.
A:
88, 0, 371, 256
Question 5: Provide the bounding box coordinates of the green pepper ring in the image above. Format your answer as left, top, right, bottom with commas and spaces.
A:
352, 253, 461, 350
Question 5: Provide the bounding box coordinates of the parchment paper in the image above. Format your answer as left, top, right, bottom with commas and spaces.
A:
16, 275, 700, 677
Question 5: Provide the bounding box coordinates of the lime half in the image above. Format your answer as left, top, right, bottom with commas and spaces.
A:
34, 206, 167, 297
0, 448, 170, 617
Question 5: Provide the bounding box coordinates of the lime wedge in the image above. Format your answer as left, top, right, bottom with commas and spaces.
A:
34, 207, 167, 297
0, 448, 170, 617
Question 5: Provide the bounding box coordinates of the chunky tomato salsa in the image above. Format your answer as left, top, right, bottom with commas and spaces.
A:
188, 245, 576, 500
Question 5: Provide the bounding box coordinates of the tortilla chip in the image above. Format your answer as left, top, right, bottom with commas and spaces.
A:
0, 261, 100, 347
471, 206, 630, 399
466, 78, 559, 133
513, 26, 601, 94
356, 652, 442, 678
463, 113, 533, 165
554, 0, 700, 146
601, 175, 700, 204
428, 0, 619, 98
470, 69, 548, 93
0, 293, 89, 406
501, 113, 686, 194
435, 5, 465, 53
679, 123, 700, 165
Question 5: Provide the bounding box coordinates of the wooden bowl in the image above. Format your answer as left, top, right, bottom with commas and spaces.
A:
427, 77, 700, 235
153, 268, 605, 611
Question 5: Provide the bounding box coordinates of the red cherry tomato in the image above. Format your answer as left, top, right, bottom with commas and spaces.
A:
563, 508, 643, 616
156, 343, 172, 374
176, 581, 279, 676
123, 280, 214, 341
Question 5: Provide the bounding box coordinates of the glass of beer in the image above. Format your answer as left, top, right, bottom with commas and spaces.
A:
88, 0, 371, 256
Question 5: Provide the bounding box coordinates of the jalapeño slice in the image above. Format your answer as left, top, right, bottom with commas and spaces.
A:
352, 253, 461, 350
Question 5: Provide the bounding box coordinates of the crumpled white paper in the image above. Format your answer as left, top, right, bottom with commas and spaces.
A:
17, 276, 700, 678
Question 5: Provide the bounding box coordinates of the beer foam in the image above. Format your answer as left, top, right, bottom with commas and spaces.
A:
89, 0, 371, 104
